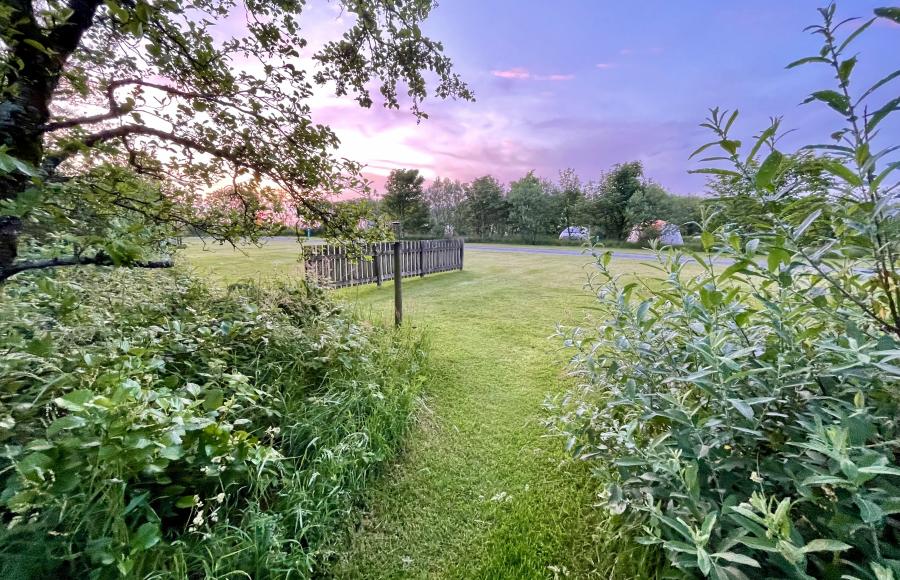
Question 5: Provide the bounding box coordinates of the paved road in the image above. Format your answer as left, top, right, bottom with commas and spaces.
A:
467, 243, 658, 261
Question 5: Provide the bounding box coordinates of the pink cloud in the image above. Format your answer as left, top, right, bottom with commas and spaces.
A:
491, 68, 574, 81
492, 67, 531, 79
595, 63, 615, 70
538, 73, 575, 81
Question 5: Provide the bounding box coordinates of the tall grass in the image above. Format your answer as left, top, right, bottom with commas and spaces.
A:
0, 268, 428, 578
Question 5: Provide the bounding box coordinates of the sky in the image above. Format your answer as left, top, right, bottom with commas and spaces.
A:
304, 1, 899, 196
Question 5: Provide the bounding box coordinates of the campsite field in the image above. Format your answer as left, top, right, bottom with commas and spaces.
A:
183, 238, 675, 578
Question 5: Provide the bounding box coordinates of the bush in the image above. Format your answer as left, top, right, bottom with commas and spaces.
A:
0, 267, 427, 578
549, 5, 899, 579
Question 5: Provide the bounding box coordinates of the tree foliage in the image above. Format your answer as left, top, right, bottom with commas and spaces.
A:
0, 0, 472, 281
381, 168, 429, 234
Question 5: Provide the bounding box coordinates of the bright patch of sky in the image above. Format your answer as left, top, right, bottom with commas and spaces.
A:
289, 1, 900, 194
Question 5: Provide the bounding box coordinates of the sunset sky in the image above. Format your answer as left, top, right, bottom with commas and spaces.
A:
304, 1, 899, 195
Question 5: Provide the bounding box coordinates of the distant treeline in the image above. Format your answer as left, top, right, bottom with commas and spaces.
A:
371, 162, 704, 242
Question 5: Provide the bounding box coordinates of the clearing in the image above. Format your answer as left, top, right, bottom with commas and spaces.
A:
184, 239, 669, 578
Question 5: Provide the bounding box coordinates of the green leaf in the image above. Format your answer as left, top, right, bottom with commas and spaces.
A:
794, 209, 822, 239
858, 465, 900, 476
713, 551, 761, 567
767, 247, 791, 273
802, 475, 849, 486
697, 547, 712, 576
47, 415, 87, 436
701, 231, 715, 251
786, 56, 829, 69
867, 96, 900, 133
821, 160, 862, 186
746, 124, 778, 163
54, 390, 94, 412
203, 389, 224, 411
718, 260, 750, 283
838, 57, 857, 84
688, 168, 742, 178
858, 69, 900, 103
801, 539, 852, 553
131, 522, 161, 551
838, 18, 876, 53
755, 150, 784, 189
874, 7, 900, 25
803, 90, 850, 115
855, 497, 884, 524
175, 495, 198, 508
727, 398, 755, 420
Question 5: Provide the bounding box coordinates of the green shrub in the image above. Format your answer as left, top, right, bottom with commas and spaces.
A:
549, 5, 899, 579
0, 268, 427, 578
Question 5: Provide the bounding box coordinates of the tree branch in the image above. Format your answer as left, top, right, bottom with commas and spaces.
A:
0, 254, 173, 282
43, 124, 242, 172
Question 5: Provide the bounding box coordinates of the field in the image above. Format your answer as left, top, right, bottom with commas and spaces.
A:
183, 238, 674, 578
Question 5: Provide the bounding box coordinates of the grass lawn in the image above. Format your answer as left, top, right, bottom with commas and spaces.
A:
183, 239, 674, 579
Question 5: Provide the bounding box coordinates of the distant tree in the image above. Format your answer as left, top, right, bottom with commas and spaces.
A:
666, 195, 704, 235
587, 161, 645, 240
463, 175, 509, 238
424, 176, 465, 236
382, 169, 430, 234
508, 171, 554, 242
624, 182, 671, 230
556, 168, 585, 229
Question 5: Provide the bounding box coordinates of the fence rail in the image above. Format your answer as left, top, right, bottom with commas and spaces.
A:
303, 239, 464, 288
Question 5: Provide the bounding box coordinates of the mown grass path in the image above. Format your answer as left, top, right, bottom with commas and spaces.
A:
185, 242, 665, 579
331, 251, 661, 579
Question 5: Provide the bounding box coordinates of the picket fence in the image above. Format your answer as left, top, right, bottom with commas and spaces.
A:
303, 239, 464, 288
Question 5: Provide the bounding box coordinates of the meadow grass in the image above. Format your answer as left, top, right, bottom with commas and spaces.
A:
183, 239, 674, 578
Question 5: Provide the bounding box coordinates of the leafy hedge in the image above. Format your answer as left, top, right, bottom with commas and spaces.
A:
549, 5, 899, 579
0, 268, 427, 578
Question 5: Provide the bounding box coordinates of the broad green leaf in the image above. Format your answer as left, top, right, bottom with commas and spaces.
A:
131, 522, 161, 551
47, 415, 87, 436
697, 547, 712, 576
767, 247, 791, 273
838, 57, 857, 84
175, 495, 198, 508
801, 539, 852, 553
701, 231, 715, 251
718, 260, 751, 283
755, 150, 784, 189
821, 160, 862, 186
803, 90, 850, 115
727, 398, 754, 420
874, 7, 900, 25
855, 497, 884, 524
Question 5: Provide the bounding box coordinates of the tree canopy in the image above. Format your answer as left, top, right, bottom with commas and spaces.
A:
381, 168, 429, 234
0, 0, 472, 281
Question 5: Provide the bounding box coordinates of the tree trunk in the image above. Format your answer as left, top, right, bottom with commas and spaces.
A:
0, 0, 102, 270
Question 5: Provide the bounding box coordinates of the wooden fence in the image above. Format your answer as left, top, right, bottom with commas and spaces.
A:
303, 239, 464, 288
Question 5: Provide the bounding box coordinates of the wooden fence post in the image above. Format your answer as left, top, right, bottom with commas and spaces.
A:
374, 246, 382, 287
393, 240, 402, 326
